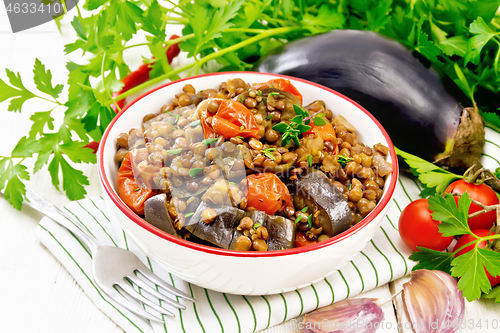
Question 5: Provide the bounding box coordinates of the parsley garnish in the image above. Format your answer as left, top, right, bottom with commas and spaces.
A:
257, 90, 262, 96
235, 136, 244, 140
240, 125, 244, 130
202, 138, 217, 145
134, 188, 140, 192
266, 114, 273, 120
261, 147, 276, 160
253, 222, 261, 229
240, 97, 244, 103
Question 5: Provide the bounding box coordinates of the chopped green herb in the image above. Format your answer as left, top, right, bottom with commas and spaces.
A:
308, 214, 313, 228
261, 147, 277, 160
294, 215, 303, 224
202, 138, 217, 145
235, 136, 244, 139
184, 212, 194, 218
174, 114, 180, 124
266, 114, 273, 120
190, 120, 201, 127
240, 125, 244, 130
337, 154, 352, 167
269, 92, 279, 96
240, 97, 244, 103
281, 247, 285, 250
166, 148, 183, 155
257, 90, 262, 96
308, 154, 312, 166
246, 87, 249, 91
301, 206, 308, 213
262, 97, 267, 104
253, 222, 261, 229
134, 188, 140, 192
271, 104, 317, 147
188, 167, 203, 178
313, 117, 327, 126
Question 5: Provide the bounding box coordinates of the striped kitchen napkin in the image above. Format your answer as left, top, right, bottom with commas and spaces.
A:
33, 128, 500, 333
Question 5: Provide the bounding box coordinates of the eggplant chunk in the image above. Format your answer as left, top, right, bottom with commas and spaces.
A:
186, 202, 245, 249
144, 194, 182, 238
256, 30, 485, 171
228, 210, 267, 250
265, 215, 297, 251
292, 170, 351, 237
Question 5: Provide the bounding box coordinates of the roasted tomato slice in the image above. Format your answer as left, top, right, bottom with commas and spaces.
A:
245, 173, 293, 215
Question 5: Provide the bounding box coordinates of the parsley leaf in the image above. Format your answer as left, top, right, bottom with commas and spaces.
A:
452, 247, 500, 301
0, 159, 29, 210
0, 69, 36, 112
29, 111, 55, 138
409, 247, 454, 274
466, 17, 496, 65
484, 285, 500, 303
33, 59, 64, 100
428, 192, 471, 237
395, 147, 462, 195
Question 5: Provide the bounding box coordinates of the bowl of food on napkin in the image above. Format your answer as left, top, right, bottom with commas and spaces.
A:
97, 72, 398, 295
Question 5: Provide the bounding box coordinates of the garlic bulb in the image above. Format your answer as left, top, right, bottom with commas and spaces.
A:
302, 298, 384, 333
402, 269, 465, 333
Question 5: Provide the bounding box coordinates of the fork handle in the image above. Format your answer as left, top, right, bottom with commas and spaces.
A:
24, 189, 100, 254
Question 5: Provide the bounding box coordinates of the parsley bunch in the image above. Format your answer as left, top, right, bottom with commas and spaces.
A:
410, 192, 500, 302
272, 104, 326, 147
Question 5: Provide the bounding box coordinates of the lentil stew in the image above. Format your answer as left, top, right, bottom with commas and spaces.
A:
115, 78, 393, 251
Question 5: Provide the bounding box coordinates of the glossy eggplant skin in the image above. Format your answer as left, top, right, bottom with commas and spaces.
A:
292, 170, 351, 237
265, 215, 297, 251
185, 202, 245, 249
144, 194, 182, 238
256, 30, 463, 162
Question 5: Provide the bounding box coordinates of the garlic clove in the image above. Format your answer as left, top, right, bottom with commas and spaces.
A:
402, 269, 465, 333
302, 298, 384, 333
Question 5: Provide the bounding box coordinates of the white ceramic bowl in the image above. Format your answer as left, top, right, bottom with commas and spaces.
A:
98, 72, 398, 295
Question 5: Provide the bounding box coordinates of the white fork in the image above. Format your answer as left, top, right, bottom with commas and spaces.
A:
24, 189, 195, 322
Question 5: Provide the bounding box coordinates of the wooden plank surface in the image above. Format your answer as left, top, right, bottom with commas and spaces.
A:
0, 5, 497, 333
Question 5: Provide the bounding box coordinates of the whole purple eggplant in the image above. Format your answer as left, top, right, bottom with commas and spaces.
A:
256, 30, 485, 172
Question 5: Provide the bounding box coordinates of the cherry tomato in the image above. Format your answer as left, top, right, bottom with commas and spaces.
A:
445, 180, 499, 230
253, 78, 303, 103
295, 230, 317, 247
117, 152, 157, 215
245, 173, 293, 215
201, 100, 260, 140
303, 120, 337, 143
398, 198, 454, 251
453, 230, 500, 288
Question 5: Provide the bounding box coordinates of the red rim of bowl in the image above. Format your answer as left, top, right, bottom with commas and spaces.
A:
98, 71, 399, 258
